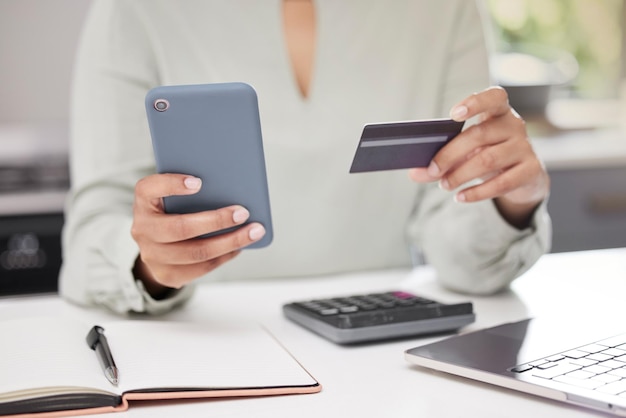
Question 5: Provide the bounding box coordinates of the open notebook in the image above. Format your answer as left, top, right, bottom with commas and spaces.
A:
405, 318, 626, 416
0, 317, 320, 417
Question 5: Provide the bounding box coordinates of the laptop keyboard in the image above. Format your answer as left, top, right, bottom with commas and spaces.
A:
511, 333, 626, 396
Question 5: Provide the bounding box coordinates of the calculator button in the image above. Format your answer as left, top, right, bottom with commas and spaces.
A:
301, 302, 323, 310
391, 291, 416, 299
319, 308, 339, 315
395, 299, 417, 306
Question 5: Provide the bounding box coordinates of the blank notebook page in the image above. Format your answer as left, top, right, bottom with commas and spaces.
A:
0, 318, 113, 395
105, 320, 317, 392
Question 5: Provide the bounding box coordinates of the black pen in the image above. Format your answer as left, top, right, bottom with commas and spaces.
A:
86, 325, 119, 386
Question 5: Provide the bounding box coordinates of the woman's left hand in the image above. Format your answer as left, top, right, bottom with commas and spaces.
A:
409, 86, 550, 229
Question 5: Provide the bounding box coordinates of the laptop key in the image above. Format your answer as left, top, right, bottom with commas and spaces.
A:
591, 373, 621, 384
565, 370, 597, 380
580, 344, 609, 354
532, 361, 581, 379
536, 362, 558, 370
553, 375, 606, 390
510, 364, 533, 373
608, 368, 626, 378
595, 380, 626, 395
598, 360, 625, 370
599, 334, 626, 348
562, 350, 589, 359
569, 358, 598, 367
587, 353, 613, 362
583, 364, 612, 375
603, 348, 626, 357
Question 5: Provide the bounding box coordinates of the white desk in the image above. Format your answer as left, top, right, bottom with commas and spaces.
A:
2, 248, 625, 418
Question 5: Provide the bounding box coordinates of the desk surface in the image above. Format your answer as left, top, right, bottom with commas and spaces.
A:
2, 248, 625, 418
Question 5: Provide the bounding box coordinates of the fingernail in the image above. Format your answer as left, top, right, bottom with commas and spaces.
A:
249, 225, 266, 241
454, 192, 466, 203
450, 105, 468, 120
439, 178, 450, 190
232, 208, 250, 223
427, 161, 440, 177
183, 176, 202, 190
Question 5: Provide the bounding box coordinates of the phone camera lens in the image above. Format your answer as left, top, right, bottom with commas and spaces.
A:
154, 99, 169, 112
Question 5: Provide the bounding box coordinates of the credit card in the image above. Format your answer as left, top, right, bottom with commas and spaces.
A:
349, 118, 464, 173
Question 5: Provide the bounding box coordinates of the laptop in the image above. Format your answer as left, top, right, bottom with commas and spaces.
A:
405, 318, 626, 416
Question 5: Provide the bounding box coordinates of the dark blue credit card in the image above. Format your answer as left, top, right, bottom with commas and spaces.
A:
349, 118, 464, 173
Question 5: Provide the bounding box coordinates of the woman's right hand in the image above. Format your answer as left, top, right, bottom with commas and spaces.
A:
130, 173, 266, 298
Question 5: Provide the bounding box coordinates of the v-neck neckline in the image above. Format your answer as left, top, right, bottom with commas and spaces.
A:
277, 0, 320, 104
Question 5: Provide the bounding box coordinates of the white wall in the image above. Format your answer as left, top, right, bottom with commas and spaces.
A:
0, 0, 92, 125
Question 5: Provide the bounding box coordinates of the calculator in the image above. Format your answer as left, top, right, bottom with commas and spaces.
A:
282, 291, 475, 344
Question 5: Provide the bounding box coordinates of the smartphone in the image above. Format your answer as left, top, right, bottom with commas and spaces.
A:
145, 82, 273, 248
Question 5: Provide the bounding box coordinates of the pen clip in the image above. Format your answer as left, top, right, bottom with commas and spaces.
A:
86, 325, 105, 350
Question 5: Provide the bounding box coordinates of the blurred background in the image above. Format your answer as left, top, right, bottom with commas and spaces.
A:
1, 0, 625, 295
490, 0, 623, 98
0, 0, 90, 295
487, 0, 625, 127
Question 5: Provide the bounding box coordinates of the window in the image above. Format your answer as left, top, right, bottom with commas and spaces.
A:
485, 0, 624, 128
487, 0, 623, 98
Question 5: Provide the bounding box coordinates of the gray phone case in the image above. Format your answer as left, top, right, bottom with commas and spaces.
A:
145, 82, 273, 248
